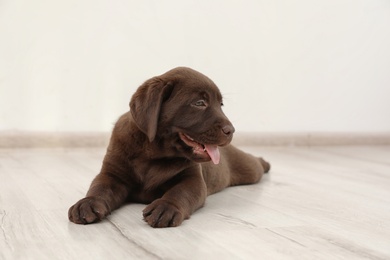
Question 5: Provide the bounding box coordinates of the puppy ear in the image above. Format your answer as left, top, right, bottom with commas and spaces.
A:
130, 77, 173, 142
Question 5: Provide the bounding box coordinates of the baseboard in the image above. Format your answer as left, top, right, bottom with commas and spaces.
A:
231, 132, 390, 146
0, 131, 389, 148
0, 131, 111, 148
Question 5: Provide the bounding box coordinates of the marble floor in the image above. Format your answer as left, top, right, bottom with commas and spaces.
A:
1, 146, 389, 259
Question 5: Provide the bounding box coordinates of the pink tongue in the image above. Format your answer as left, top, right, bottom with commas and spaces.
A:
204, 145, 220, 165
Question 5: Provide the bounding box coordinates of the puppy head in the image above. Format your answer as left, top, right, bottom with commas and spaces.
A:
130, 67, 234, 164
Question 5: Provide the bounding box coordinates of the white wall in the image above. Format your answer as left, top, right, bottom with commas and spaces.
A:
1, 0, 389, 133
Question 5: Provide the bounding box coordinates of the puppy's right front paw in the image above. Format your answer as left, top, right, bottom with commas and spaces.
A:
68, 197, 110, 224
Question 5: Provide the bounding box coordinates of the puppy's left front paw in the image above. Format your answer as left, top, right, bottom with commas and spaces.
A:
143, 199, 184, 228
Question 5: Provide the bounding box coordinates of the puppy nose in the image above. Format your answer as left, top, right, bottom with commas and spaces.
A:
222, 125, 235, 136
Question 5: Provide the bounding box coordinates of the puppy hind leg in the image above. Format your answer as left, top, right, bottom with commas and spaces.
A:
228, 157, 264, 186
224, 145, 266, 186
259, 157, 271, 173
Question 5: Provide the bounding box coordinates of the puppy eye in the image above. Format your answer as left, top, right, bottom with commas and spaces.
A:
194, 100, 206, 107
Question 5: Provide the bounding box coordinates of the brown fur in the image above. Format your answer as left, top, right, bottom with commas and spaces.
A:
68, 67, 270, 228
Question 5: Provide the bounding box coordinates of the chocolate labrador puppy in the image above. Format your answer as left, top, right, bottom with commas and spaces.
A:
68, 67, 270, 228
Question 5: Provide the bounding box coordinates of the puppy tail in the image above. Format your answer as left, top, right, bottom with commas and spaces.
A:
259, 158, 271, 173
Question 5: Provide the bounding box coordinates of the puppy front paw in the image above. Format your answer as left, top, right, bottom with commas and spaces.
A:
68, 197, 111, 224
143, 199, 184, 228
